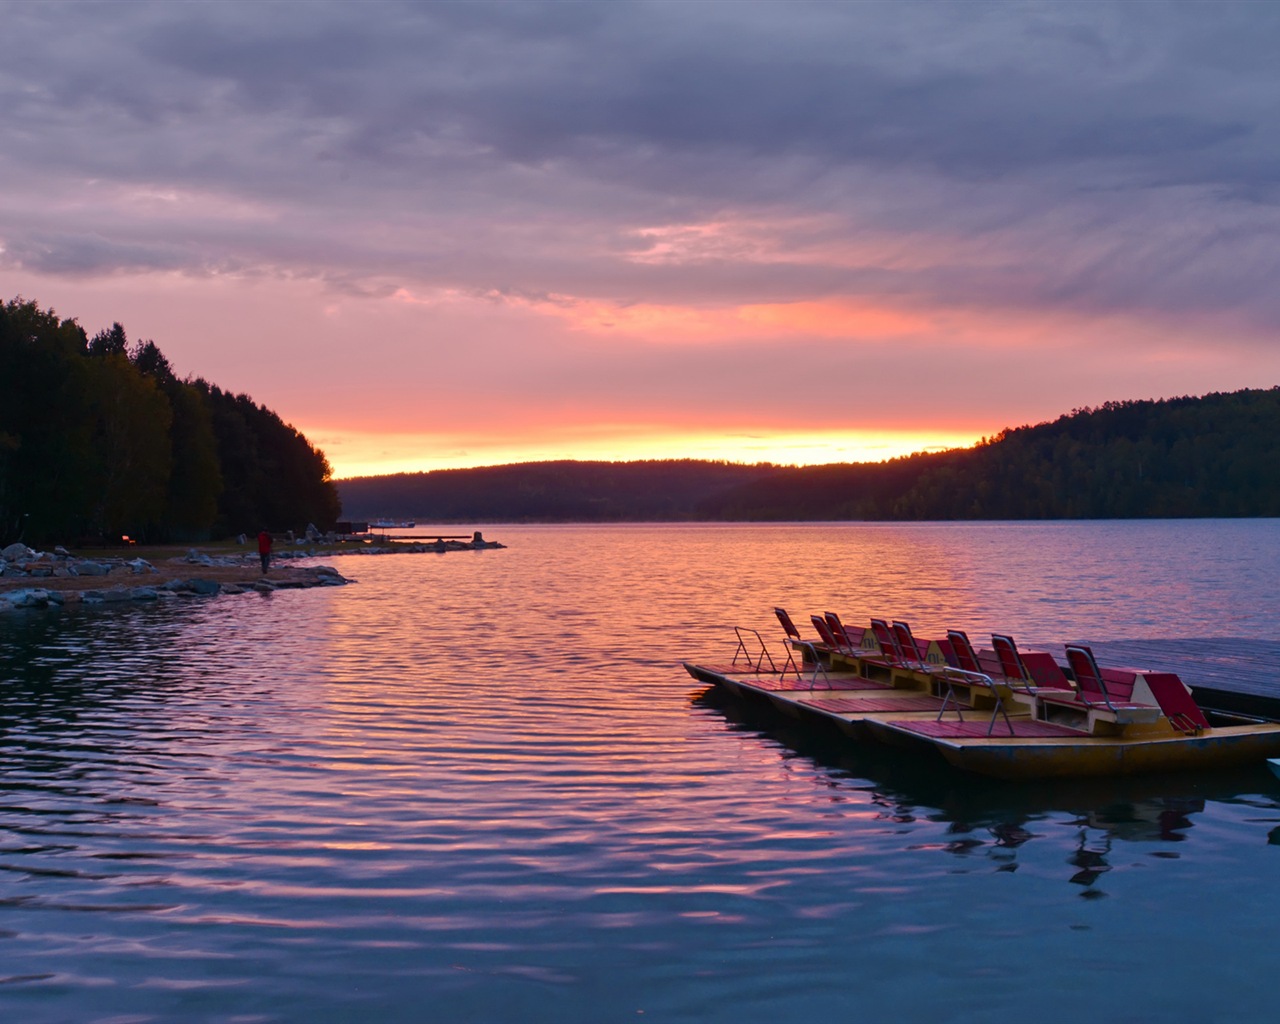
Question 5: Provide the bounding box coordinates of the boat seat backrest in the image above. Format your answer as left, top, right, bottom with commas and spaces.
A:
947, 630, 982, 674
825, 612, 852, 647
775, 607, 802, 640
1064, 645, 1114, 704
811, 615, 840, 648
891, 621, 923, 663
1142, 672, 1210, 732
869, 618, 899, 660
991, 634, 1031, 684
1097, 669, 1138, 703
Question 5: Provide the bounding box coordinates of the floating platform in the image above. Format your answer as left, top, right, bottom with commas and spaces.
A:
684, 633, 1280, 780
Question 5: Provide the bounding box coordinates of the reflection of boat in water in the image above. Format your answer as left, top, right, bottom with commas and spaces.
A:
693, 683, 1259, 851
693, 676, 1280, 895
685, 612, 1280, 780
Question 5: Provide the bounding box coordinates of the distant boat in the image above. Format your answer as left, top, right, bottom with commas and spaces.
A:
370, 519, 415, 529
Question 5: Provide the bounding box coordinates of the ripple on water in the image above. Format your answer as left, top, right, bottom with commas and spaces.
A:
2, 523, 1280, 1022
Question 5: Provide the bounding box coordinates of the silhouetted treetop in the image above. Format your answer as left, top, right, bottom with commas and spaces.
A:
1, 295, 340, 545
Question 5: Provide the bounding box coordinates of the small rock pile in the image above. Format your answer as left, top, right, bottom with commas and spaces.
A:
1, 542, 350, 613
0, 542, 159, 580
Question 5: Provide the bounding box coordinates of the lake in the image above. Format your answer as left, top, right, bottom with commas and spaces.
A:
2, 521, 1280, 1023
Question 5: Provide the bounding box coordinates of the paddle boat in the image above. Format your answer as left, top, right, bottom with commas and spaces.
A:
684, 610, 1280, 780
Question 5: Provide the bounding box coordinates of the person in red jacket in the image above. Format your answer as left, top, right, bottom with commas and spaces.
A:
257, 530, 272, 574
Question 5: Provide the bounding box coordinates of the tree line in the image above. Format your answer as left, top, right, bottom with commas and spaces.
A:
339, 459, 778, 522
339, 388, 1280, 522
1, 296, 341, 546
698, 389, 1280, 520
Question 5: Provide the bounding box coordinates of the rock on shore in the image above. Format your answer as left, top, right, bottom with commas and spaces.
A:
0, 543, 350, 613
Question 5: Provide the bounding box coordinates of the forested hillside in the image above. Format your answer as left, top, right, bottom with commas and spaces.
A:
340, 388, 1280, 522
1, 297, 340, 545
340, 460, 778, 521
700, 389, 1280, 520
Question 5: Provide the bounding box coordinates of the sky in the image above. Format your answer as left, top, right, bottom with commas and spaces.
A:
3, 1, 1280, 479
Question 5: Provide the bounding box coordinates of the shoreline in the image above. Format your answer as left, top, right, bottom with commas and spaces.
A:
0, 545, 350, 612
1, 555, 350, 612
1, 536, 506, 612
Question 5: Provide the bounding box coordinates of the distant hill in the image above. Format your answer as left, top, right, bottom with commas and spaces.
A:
338, 387, 1280, 522
339, 460, 778, 521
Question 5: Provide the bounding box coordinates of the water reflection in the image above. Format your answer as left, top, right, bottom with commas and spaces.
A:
694, 684, 1273, 899
1068, 831, 1111, 894
4, 523, 1280, 1022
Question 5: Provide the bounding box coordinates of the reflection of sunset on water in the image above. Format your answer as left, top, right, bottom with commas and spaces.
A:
3, 522, 1280, 1020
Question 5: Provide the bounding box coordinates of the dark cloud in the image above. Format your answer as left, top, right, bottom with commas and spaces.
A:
1, 231, 200, 277
3, 0, 1280, 335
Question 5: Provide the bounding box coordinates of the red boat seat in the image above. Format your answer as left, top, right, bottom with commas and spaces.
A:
826, 611, 860, 650
811, 614, 852, 654
891, 620, 929, 666
1140, 672, 1210, 734
775, 607, 803, 642
1044, 646, 1164, 724
938, 628, 1015, 735
990, 634, 1072, 693
946, 630, 983, 674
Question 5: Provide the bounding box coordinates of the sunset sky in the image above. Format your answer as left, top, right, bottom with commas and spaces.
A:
3, 2, 1279, 479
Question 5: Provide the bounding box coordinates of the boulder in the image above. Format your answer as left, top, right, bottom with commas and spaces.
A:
188, 578, 221, 596
2, 588, 52, 609
75, 561, 111, 576
2, 543, 34, 561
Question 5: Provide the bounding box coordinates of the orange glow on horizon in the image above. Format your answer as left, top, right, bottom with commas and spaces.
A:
525, 295, 929, 342
311, 426, 985, 480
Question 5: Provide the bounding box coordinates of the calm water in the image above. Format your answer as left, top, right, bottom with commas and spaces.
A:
2, 521, 1280, 1023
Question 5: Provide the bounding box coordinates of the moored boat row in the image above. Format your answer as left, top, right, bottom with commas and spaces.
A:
684, 609, 1280, 779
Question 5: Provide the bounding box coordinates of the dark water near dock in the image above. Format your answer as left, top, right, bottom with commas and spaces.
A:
2, 521, 1279, 1023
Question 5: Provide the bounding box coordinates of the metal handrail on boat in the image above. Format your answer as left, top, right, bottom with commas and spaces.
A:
731, 626, 778, 673
935, 665, 1016, 736
789, 635, 832, 689
771, 607, 832, 688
